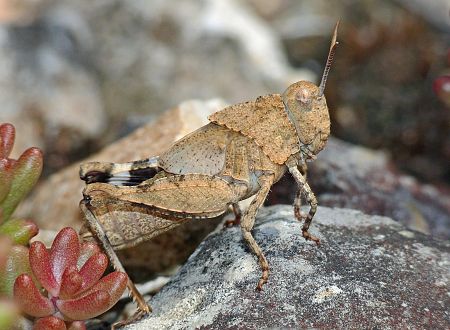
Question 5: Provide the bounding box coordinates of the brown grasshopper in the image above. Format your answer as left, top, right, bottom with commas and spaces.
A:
79, 23, 339, 316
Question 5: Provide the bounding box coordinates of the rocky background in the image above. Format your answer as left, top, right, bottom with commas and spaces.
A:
1, 0, 449, 183
0, 0, 449, 328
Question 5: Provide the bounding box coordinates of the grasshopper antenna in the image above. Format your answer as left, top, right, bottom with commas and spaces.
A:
318, 20, 340, 97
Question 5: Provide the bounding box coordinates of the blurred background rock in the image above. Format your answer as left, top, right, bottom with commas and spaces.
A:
0, 0, 448, 181
0, 1, 449, 232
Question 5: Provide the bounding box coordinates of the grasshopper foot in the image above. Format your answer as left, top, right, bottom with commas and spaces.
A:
223, 217, 241, 228
255, 265, 269, 291
302, 229, 320, 246
223, 203, 242, 228
111, 307, 151, 330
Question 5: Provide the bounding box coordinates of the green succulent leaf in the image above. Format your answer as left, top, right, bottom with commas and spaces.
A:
0, 299, 19, 330
0, 218, 38, 246
0, 147, 43, 222
0, 245, 31, 297
0, 160, 13, 206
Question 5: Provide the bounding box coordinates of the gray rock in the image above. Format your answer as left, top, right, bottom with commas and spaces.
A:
269, 138, 450, 241
123, 205, 450, 329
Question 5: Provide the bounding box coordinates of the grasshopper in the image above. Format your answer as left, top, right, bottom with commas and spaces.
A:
79, 23, 339, 316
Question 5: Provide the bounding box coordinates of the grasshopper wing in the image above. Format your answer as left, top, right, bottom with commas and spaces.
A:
130, 174, 238, 215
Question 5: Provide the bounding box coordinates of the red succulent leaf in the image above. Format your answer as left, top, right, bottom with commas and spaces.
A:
0, 123, 15, 159
77, 252, 108, 294
56, 289, 110, 320
77, 242, 101, 269
0, 218, 39, 245
433, 75, 450, 107
57, 272, 127, 320
59, 265, 83, 300
67, 321, 87, 330
34, 316, 67, 330
0, 159, 13, 204
0, 147, 43, 222
29, 241, 59, 296
80, 271, 128, 310
13, 274, 55, 317
50, 227, 80, 285
13, 227, 125, 324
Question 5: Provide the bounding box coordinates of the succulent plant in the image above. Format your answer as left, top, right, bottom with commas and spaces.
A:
0, 123, 41, 261
14, 227, 128, 330
0, 122, 40, 296
0, 123, 42, 329
0, 123, 43, 225
1, 123, 127, 328
0, 236, 20, 330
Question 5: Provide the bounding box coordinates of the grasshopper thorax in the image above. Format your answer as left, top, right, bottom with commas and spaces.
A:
282, 81, 330, 160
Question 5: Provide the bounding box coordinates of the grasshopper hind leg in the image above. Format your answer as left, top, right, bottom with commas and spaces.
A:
79, 201, 152, 316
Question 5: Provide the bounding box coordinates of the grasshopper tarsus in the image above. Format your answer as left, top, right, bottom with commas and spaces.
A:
223, 218, 240, 228
255, 264, 269, 291
302, 229, 321, 246
111, 308, 150, 330
128, 279, 152, 314
256, 279, 266, 292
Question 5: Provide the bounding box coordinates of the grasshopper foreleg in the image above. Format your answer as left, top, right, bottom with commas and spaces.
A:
240, 174, 274, 291
288, 166, 320, 245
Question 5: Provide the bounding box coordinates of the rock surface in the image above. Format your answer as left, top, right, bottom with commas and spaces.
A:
122, 205, 450, 330
269, 138, 450, 240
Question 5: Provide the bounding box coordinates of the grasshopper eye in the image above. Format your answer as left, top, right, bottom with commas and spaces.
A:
295, 89, 312, 105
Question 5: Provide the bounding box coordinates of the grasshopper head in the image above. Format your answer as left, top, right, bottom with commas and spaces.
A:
282, 21, 339, 161
282, 81, 330, 159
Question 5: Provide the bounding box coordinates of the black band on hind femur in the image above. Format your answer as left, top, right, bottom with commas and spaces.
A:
81, 171, 111, 184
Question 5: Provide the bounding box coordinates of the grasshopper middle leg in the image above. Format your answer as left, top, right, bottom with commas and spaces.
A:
223, 202, 242, 228
240, 174, 275, 291
288, 166, 320, 245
